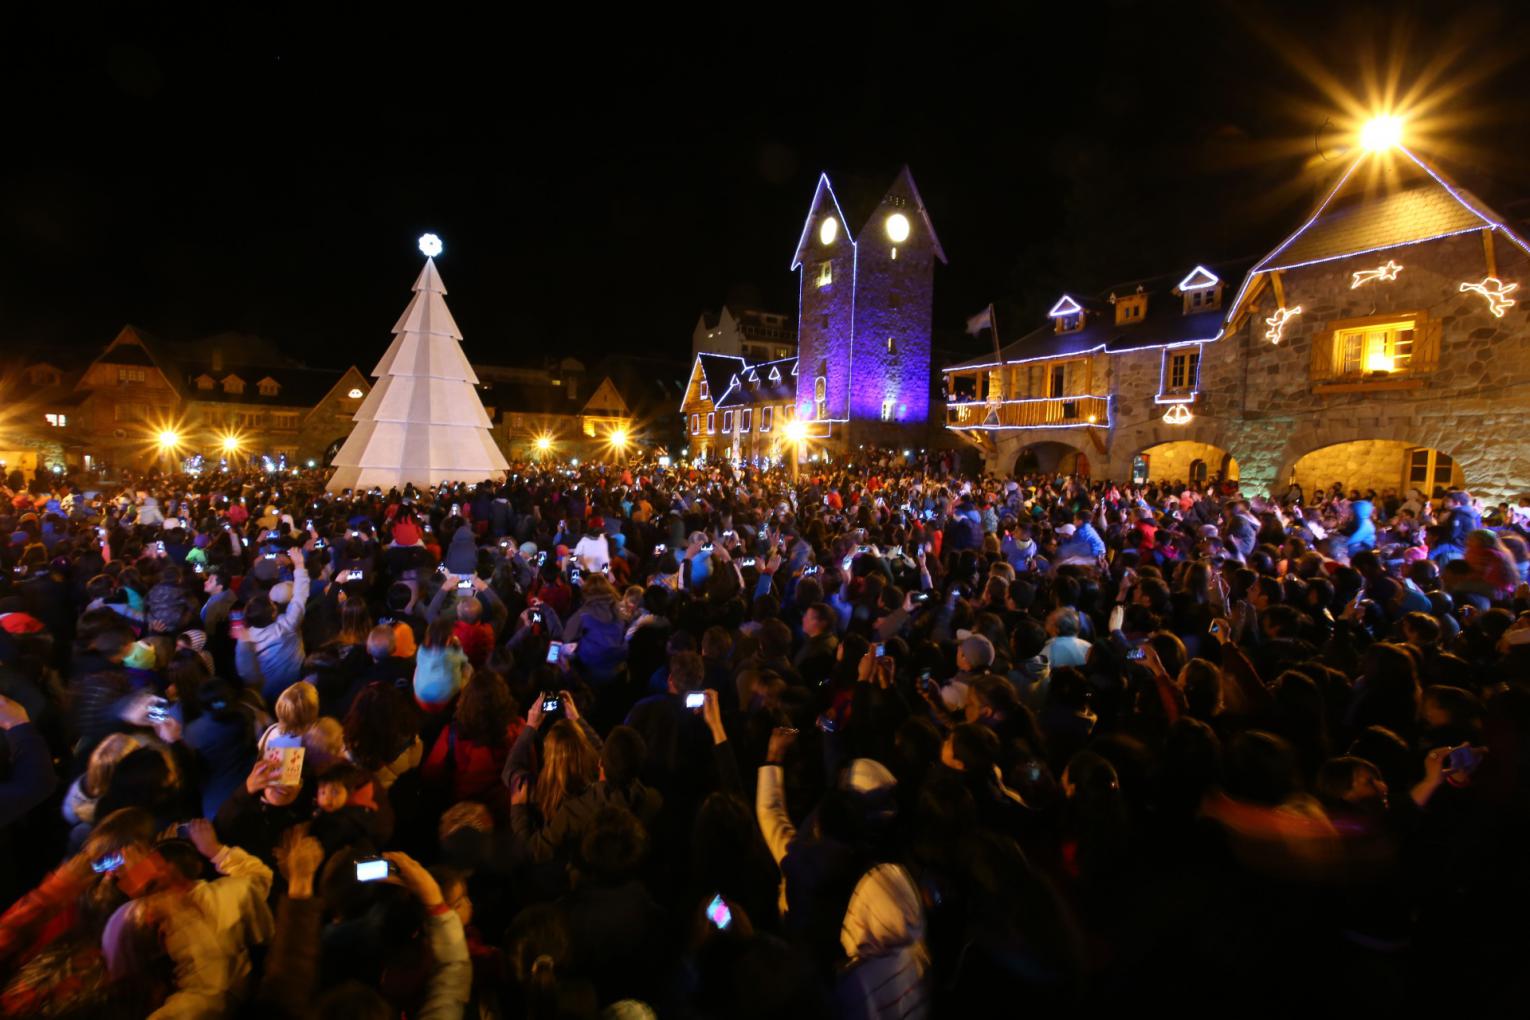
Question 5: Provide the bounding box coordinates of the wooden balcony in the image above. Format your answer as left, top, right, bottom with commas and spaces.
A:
946, 395, 1110, 429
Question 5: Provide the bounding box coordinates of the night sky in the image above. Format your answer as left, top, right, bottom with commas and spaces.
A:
3, 3, 1528, 373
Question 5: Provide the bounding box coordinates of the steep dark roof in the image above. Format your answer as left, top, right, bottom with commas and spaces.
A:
1265, 155, 1497, 270
716, 356, 797, 407
949, 258, 1256, 370
97, 343, 157, 367
594, 355, 690, 419
696, 353, 746, 398
482, 379, 585, 417
182, 365, 353, 407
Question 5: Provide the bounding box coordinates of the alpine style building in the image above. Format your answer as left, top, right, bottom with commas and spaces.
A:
682, 166, 946, 462
944, 140, 1530, 502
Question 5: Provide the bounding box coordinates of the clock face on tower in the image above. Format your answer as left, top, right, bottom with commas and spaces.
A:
819, 217, 838, 245
885, 213, 910, 243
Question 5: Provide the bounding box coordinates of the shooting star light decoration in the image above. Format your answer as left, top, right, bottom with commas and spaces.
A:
1350, 260, 1403, 289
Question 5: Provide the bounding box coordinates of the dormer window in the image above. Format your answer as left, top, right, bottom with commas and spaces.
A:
195, 374, 215, 390
1184, 285, 1223, 313
1114, 293, 1147, 325
1048, 295, 1084, 334
1176, 266, 1223, 314
257, 377, 280, 397
222, 375, 245, 395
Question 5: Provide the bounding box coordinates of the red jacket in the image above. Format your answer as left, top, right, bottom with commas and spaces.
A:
422, 720, 525, 811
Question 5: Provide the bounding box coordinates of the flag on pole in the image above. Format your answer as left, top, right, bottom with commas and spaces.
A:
965, 305, 995, 336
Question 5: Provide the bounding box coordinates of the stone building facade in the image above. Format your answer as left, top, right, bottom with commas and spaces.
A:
791, 167, 945, 453
944, 145, 1530, 503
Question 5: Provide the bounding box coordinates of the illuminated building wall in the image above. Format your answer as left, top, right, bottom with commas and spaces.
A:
791, 167, 945, 444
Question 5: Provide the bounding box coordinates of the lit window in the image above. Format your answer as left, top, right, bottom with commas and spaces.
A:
1115, 294, 1147, 324
117, 367, 146, 384
258, 379, 279, 397
690, 414, 700, 434
583, 420, 596, 437
45, 413, 67, 427
740, 408, 751, 432
760, 405, 773, 431
222, 376, 244, 395
814, 376, 826, 403
880, 400, 893, 422
722, 410, 733, 433
1166, 350, 1200, 392
1335, 321, 1415, 375
699, 380, 709, 400
886, 337, 896, 354
706, 412, 715, 434
817, 261, 832, 288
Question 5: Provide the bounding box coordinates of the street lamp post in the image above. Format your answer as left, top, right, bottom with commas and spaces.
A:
783, 419, 807, 481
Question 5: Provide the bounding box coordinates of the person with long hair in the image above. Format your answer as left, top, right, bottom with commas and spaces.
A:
422, 669, 523, 811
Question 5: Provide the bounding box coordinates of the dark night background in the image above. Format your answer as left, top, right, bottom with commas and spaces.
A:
2, 2, 1528, 372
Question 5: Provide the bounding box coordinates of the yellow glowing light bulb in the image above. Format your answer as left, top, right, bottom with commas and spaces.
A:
1360, 115, 1403, 151
157, 430, 180, 448
534, 435, 552, 452
610, 429, 628, 448
885, 212, 910, 243
221, 435, 240, 453
783, 419, 808, 443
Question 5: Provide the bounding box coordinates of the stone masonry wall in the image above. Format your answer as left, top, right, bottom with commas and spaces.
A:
982, 231, 1530, 503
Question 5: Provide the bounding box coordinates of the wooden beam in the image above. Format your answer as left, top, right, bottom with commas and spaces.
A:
1483, 228, 1498, 278
1270, 270, 1287, 308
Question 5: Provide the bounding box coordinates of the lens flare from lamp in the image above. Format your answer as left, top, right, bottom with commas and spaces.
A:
221, 435, 241, 454
418, 233, 443, 258
609, 428, 628, 449
1360, 115, 1403, 151
157, 430, 180, 449
783, 420, 808, 443
534, 434, 553, 453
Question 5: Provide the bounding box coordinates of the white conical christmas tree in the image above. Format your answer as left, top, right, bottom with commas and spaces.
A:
327, 237, 509, 492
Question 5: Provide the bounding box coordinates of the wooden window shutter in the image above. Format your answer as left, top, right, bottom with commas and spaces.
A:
1415, 317, 1442, 373
1309, 328, 1336, 381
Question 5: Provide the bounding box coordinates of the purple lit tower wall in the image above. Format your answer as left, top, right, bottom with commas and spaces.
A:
790, 167, 945, 440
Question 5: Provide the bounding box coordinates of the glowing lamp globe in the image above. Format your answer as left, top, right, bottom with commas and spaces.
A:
418, 233, 444, 258
819, 217, 838, 245
783, 420, 808, 443
885, 212, 910, 243
157, 430, 180, 449
1360, 116, 1403, 151
534, 435, 553, 453
610, 429, 629, 448
221, 436, 240, 453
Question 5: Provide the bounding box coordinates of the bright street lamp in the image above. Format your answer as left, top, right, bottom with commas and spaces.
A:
1360, 115, 1403, 151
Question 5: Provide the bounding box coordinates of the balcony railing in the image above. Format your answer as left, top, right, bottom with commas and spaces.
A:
946, 395, 1110, 429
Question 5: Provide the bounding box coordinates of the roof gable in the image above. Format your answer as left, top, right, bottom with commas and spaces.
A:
851, 165, 948, 264
790, 173, 856, 270
1256, 147, 1528, 273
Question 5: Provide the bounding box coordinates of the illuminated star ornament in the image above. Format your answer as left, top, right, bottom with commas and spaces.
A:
1351, 260, 1403, 289
1264, 306, 1302, 345
1162, 403, 1193, 426
418, 233, 443, 258
1459, 277, 1518, 317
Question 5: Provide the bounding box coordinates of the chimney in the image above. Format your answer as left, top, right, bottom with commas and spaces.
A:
212, 348, 224, 372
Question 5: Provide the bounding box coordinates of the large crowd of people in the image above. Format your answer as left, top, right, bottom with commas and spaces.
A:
0, 453, 1526, 1017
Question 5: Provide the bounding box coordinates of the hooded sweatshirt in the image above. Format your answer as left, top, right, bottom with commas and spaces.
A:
836, 863, 931, 1020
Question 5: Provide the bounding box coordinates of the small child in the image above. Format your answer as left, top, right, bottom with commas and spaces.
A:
301, 716, 346, 772
258, 680, 320, 755
310, 761, 392, 852
414, 617, 470, 713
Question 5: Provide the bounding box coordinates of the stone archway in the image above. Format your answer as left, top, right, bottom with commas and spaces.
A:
1284, 439, 1462, 501
1135, 440, 1240, 487
1014, 441, 1091, 477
